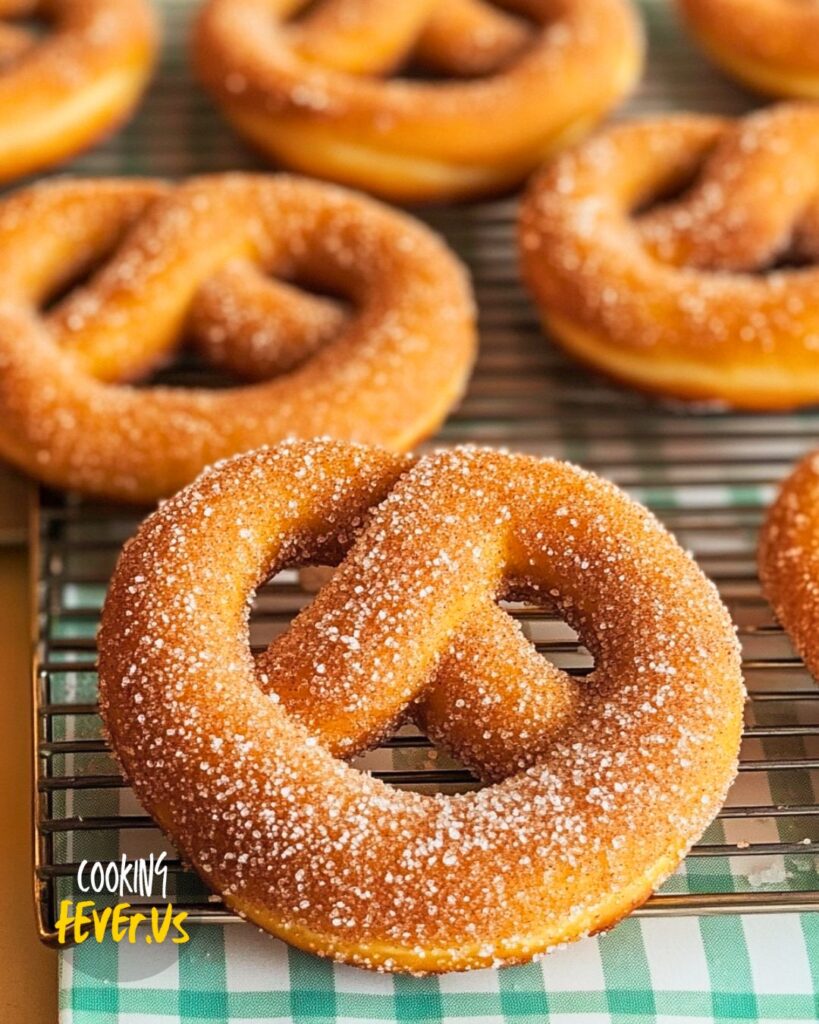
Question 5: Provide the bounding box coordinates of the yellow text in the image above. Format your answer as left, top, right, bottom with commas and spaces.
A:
55, 900, 190, 945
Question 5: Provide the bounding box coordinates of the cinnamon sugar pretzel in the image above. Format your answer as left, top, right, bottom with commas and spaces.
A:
99, 439, 743, 973
193, 0, 644, 202
0, 175, 475, 501
679, 0, 819, 99
0, 0, 157, 182
520, 103, 819, 409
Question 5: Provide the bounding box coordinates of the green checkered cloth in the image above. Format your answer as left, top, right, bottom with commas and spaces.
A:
61, 915, 819, 1024
51, 1, 819, 1021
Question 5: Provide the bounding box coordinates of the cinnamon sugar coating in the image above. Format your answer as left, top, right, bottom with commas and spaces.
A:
0, 0, 157, 182
519, 103, 819, 409
99, 439, 744, 973
760, 450, 819, 684
193, 0, 644, 202
0, 175, 475, 501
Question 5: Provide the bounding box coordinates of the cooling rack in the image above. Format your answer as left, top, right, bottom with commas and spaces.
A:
30, 0, 819, 943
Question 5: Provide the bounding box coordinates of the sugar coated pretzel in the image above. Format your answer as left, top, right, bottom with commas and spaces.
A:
760, 450, 819, 684
0, 175, 475, 502
678, 0, 819, 99
99, 439, 743, 974
0, 0, 157, 182
520, 103, 819, 409
193, 0, 644, 202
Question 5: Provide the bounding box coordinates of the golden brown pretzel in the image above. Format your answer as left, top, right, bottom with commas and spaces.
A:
193, 0, 644, 202
0, 0, 157, 182
519, 103, 819, 409
0, 175, 475, 502
759, 450, 819, 683
99, 439, 743, 973
678, 0, 819, 99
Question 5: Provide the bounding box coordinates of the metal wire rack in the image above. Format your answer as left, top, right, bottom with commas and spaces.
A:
28, 0, 819, 945
31, 196, 819, 942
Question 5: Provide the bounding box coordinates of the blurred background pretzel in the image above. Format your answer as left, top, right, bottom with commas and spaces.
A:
194, 0, 644, 202
0, 175, 475, 501
520, 103, 819, 409
679, 0, 819, 99
0, 0, 157, 182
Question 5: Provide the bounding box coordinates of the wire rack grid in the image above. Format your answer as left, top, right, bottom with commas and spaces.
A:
29, 0, 819, 944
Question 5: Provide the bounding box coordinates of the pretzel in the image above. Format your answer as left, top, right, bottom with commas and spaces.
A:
520, 103, 819, 409
678, 0, 819, 99
0, 175, 475, 502
193, 0, 644, 203
0, 0, 157, 182
98, 439, 743, 973
760, 451, 819, 683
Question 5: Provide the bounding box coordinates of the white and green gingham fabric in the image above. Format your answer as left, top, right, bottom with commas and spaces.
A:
61, 915, 819, 1023
50, 1, 819, 1021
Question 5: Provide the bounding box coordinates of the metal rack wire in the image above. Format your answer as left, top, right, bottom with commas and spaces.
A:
28, 0, 819, 945
31, 197, 819, 942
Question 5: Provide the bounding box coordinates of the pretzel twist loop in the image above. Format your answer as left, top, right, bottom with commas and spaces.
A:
0, 175, 475, 501
99, 439, 743, 973
193, 0, 644, 202
0, 0, 157, 182
520, 103, 819, 409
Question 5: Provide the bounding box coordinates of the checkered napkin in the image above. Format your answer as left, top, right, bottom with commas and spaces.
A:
61, 915, 819, 1024
52, 1, 819, 1020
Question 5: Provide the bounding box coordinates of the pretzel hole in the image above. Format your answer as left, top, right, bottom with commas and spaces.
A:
631, 163, 705, 222
760, 250, 816, 273
0, 13, 47, 68
285, 0, 328, 24
500, 594, 593, 677
351, 723, 481, 795
41, 254, 113, 315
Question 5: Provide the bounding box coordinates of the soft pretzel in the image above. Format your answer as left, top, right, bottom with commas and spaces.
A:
519, 103, 819, 409
193, 0, 644, 203
0, 0, 157, 182
0, 175, 475, 502
760, 450, 819, 683
678, 0, 819, 99
98, 439, 743, 974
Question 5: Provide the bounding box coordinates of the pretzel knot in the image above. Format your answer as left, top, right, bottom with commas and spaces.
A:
193, 0, 644, 202
0, 0, 157, 182
520, 103, 819, 410
0, 175, 475, 502
99, 439, 743, 974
